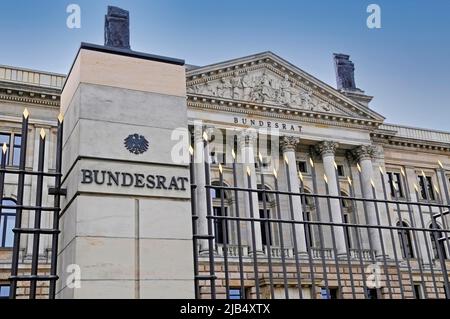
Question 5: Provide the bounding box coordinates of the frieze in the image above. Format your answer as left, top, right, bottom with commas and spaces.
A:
187, 99, 380, 131
233, 117, 301, 132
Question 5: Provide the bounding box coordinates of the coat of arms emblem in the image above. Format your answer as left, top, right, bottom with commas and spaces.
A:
124, 134, 149, 155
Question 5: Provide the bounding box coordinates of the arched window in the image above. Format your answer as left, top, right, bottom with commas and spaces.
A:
397, 221, 414, 259
429, 224, 448, 260
257, 184, 275, 247
211, 181, 229, 245
0, 199, 16, 248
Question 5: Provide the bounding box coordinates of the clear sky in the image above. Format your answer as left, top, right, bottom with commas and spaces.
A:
0, 0, 449, 131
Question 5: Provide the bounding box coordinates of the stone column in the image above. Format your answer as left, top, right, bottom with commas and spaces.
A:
315, 141, 347, 256
193, 125, 209, 252
58, 44, 193, 298
352, 145, 383, 257
436, 165, 450, 205
280, 136, 308, 256
239, 130, 263, 254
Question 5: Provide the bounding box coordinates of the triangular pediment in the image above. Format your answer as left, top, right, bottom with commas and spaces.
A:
186, 52, 385, 122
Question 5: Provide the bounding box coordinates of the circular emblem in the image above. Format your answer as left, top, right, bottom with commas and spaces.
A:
124, 134, 149, 155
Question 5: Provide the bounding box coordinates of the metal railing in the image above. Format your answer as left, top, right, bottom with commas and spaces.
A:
0, 110, 64, 299
190, 148, 450, 300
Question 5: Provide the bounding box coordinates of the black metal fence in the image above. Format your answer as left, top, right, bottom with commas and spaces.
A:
0, 109, 64, 299
190, 147, 450, 299
2, 113, 449, 300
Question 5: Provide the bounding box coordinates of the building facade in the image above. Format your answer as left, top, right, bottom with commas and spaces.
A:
0, 49, 449, 299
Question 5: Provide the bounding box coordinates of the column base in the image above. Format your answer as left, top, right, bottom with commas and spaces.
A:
198, 249, 212, 257
295, 251, 310, 259
336, 252, 350, 260
375, 254, 389, 261
248, 250, 265, 257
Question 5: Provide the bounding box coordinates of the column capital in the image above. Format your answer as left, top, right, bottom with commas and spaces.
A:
352, 145, 377, 162
238, 129, 257, 148
315, 141, 339, 157
280, 136, 300, 153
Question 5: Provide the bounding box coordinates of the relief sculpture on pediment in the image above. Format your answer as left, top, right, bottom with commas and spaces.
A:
217, 77, 232, 98
280, 74, 292, 105
187, 69, 337, 113
231, 71, 242, 99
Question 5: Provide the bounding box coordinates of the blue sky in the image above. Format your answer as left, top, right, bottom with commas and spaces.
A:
0, 0, 449, 131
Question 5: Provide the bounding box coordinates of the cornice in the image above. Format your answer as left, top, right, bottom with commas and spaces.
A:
187, 94, 382, 131
371, 132, 450, 153
0, 86, 60, 107
0, 114, 59, 127
0, 94, 60, 107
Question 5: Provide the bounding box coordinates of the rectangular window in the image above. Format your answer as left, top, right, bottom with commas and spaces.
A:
413, 284, 423, 299
189, 125, 195, 147
303, 211, 313, 248
0, 133, 21, 167
343, 214, 352, 249
367, 288, 379, 299
298, 161, 308, 173
336, 164, 345, 177
213, 207, 228, 245
259, 209, 272, 246
418, 175, 435, 201
0, 285, 10, 299
0, 214, 15, 248
321, 287, 338, 299
12, 135, 21, 166
229, 288, 241, 300
329, 288, 338, 299
257, 134, 272, 159
387, 172, 404, 198
0, 133, 10, 165
0, 133, 10, 147
448, 177, 450, 193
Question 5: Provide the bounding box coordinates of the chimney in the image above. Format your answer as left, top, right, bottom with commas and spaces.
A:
333, 53, 360, 91
104, 6, 130, 49
333, 53, 373, 106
